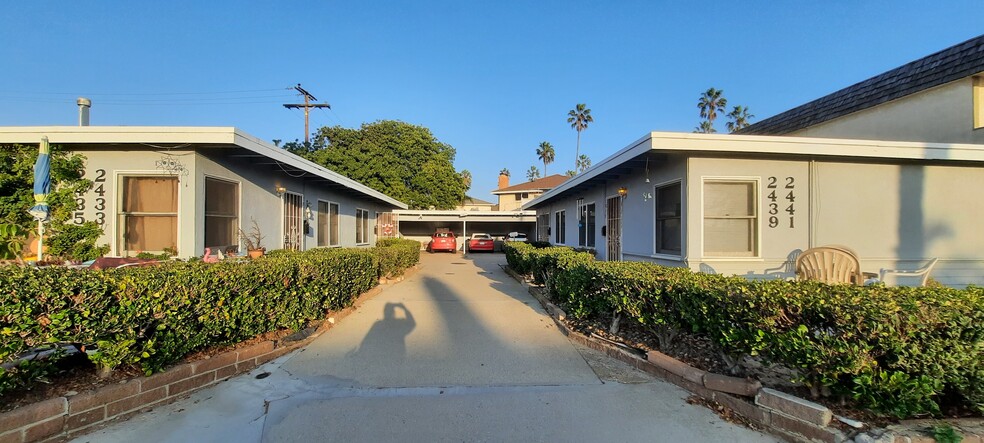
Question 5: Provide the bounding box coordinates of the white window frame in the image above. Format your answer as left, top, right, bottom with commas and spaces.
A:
577, 199, 596, 248
554, 209, 566, 245
653, 179, 683, 258
700, 176, 762, 260
356, 208, 370, 245
115, 171, 181, 256
317, 199, 342, 247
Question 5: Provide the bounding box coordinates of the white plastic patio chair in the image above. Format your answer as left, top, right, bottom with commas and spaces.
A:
878, 258, 939, 287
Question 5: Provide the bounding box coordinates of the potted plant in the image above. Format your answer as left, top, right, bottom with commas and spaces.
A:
238, 219, 266, 259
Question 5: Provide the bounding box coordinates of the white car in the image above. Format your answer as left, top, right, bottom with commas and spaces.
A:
505, 232, 528, 242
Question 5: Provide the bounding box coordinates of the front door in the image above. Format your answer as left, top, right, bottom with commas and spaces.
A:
606, 195, 622, 261
283, 192, 303, 251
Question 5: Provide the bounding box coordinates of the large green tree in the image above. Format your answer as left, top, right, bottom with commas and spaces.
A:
567, 104, 593, 171
536, 141, 555, 175
285, 120, 466, 210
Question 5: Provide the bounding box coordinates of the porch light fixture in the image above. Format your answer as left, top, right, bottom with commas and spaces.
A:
618, 187, 628, 197
275, 185, 286, 195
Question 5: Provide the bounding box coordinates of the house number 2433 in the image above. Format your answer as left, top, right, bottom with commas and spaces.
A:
766, 176, 794, 228
74, 169, 107, 226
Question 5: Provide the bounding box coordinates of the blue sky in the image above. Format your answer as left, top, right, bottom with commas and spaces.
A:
1, 1, 981, 200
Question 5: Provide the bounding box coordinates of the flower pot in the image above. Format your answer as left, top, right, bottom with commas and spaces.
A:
247, 249, 265, 259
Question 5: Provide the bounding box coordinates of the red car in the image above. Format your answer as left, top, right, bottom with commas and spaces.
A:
467, 233, 494, 252
427, 229, 457, 253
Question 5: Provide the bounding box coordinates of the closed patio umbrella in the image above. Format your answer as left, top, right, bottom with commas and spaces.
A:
28, 137, 51, 262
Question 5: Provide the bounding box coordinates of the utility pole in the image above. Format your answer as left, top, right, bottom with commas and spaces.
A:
283, 84, 330, 144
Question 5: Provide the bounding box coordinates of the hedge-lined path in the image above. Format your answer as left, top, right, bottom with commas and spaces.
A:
74, 253, 777, 442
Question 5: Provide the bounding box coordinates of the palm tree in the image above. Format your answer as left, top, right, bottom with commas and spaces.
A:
697, 88, 727, 132
726, 105, 754, 133
536, 141, 555, 175
567, 104, 593, 170
460, 169, 472, 190
576, 154, 591, 173
526, 165, 541, 181
694, 121, 716, 134
565, 170, 576, 177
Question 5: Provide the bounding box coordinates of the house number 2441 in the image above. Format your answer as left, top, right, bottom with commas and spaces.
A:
766, 176, 794, 228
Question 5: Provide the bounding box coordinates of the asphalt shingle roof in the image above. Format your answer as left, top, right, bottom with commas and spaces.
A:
739, 34, 984, 135
493, 174, 569, 193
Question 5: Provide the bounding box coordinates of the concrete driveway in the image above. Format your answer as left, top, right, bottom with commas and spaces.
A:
74, 253, 778, 443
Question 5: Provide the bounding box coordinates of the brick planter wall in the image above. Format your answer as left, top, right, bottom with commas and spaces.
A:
0, 265, 420, 443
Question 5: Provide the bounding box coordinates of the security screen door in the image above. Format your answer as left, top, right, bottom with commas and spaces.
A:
283, 192, 303, 251
606, 195, 622, 261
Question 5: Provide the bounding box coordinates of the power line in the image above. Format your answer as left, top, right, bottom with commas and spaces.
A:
0, 87, 291, 96
283, 84, 330, 144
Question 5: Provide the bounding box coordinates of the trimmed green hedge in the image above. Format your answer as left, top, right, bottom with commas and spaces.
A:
502, 242, 984, 418
375, 238, 421, 278
0, 243, 418, 395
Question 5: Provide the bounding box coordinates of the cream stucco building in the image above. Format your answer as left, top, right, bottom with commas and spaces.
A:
0, 126, 406, 259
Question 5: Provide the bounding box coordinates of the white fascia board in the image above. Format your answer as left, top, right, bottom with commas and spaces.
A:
0, 126, 238, 144
231, 129, 406, 209
524, 131, 984, 210
644, 131, 984, 162
0, 126, 407, 209
523, 133, 653, 209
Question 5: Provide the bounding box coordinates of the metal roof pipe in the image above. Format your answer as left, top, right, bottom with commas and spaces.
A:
77, 97, 91, 126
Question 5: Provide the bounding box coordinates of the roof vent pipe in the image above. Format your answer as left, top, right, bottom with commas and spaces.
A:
77, 97, 91, 126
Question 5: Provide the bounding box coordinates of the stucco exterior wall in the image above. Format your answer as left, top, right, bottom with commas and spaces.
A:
535, 152, 984, 287
790, 78, 984, 144
686, 156, 984, 286
198, 151, 392, 255
70, 148, 199, 257
67, 147, 395, 258
497, 191, 544, 211
534, 154, 687, 263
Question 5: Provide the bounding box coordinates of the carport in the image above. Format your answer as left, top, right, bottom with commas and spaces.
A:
393, 210, 537, 252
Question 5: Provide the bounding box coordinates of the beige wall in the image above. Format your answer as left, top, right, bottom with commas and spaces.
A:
791, 78, 984, 144
497, 191, 543, 211
70, 148, 199, 257
687, 156, 984, 286
69, 147, 394, 258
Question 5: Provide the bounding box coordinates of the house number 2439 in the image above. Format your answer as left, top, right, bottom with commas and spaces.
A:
766, 176, 794, 228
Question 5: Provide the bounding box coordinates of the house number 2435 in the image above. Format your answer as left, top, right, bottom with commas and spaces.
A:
766, 176, 794, 228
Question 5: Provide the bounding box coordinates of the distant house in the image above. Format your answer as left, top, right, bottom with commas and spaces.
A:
739, 33, 984, 144
492, 173, 568, 211
456, 196, 496, 211
524, 131, 984, 287
0, 126, 406, 258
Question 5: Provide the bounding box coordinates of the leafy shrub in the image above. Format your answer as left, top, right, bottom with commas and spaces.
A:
0, 242, 420, 394
374, 238, 421, 278
504, 250, 984, 417
46, 222, 109, 261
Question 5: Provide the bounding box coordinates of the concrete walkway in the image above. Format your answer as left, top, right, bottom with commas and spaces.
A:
74, 253, 778, 443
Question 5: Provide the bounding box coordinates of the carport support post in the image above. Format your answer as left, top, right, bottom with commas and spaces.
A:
462, 219, 468, 255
